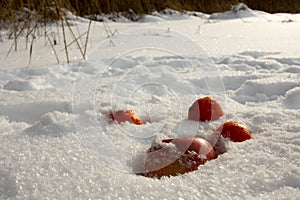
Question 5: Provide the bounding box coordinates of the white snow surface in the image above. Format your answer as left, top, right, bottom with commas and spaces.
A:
1, 8, 300, 200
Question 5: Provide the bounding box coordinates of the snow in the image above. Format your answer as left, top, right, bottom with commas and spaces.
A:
284, 87, 300, 109
210, 3, 259, 20
1, 6, 300, 199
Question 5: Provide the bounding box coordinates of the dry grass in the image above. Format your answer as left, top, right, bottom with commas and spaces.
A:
1, 0, 93, 64
1, 0, 300, 23
1, 1, 299, 27
87, 0, 300, 14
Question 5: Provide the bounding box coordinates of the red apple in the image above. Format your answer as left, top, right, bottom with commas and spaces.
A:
217, 121, 251, 142
188, 96, 224, 122
109, 110, 142, 125
145, 137, 217, 178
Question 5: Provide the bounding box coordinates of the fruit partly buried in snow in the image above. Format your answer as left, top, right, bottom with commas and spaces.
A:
217, 121, 251, 142
109, 110, 142, 125
188, 96, 224, 122
206, 133, 227, 156
144, 137, 217, 178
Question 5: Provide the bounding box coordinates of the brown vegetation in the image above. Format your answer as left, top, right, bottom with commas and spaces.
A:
1, 0, 299, 23
69, 0, 300, 15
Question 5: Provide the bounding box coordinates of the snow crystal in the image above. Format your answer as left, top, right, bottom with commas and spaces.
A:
24, 111, 76, 137
234, 77, 299, 103
283, 87, 300, 109
3, 80, 37, 91
0, 102, 73, 123
210, 3, 258, 20
0, 169, 17, 199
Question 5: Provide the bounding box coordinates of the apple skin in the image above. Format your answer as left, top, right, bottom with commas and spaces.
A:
188, 96, 224, 122
217, 121, 251, 142
145, 137, 217, 178
109, 110, 142, 125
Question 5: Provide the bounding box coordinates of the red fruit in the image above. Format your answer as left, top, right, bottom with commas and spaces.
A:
188, 96, 224, 122
145, 137, 217, 178
109, 110, 142, 125
217, 121, 251, 142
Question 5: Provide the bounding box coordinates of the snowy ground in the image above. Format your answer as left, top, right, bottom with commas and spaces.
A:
1, 6, 300, 199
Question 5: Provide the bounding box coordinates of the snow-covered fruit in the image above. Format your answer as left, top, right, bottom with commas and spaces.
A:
188, 96, 224, 121
206, 133, 227, 156
108, 110, 142, 125
144, 137, 217, 178
217, 121, 251, 142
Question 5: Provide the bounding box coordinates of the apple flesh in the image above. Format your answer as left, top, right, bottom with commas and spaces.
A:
109, 110, 142, 125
